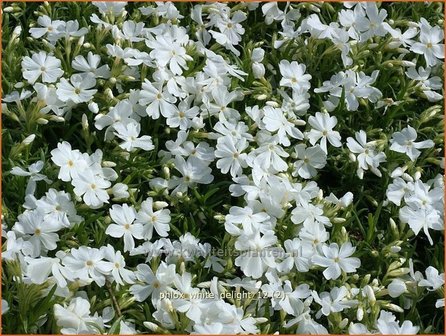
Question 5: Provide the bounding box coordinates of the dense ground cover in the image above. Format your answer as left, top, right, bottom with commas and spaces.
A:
1, 1, 445, 334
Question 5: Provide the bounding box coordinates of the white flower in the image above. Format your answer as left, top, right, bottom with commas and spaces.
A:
35, 188, 82, 228
356, 3, 387, 41
21, 51, 64, 84
312, 242, 361, 280
102, 244, 135, 285
56, 73, 98, 103
225, 205, 270, 235
279, 60, 312, 92
306, 112, 341, 153
170, 156, 214, 194
399, 206, 441, 245
114, 121, 155, 152
54, 297, 104, 334
291, 203, 330, 227
262, 106, 303, 146
215, 136, 248, 177
146, 27, 192, 75
234, 230, 277, 279
135, 197, 171, 240
311, 286, 357, 317
387, 279, 407, 298
72, 169, 111, 209
390, 125, 434, 161
62, 246, 113, 286
410, 18, 444, 67
292, 144, 327, 179
51, 141, 88, 182
12, 210, 61, 257
1, 300, 9, 315
25, 256, 70, 288
130, 262, 176, 304
139, 80, 177, 119
376, 311, 419, 334
29, 15, 64, 40
105, 204, 144, 252
418, 266, 444, 291
72, 52, 110, 78
165, 97, 199, 130
347, 130, 386, 178
11, 160, 51, 195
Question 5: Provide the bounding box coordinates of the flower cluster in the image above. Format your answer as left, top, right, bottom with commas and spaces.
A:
2, 1, 444, 335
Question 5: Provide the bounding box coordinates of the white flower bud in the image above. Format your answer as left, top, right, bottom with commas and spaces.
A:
265, 100, 279, 107
251, 47, 265, 62
81, 114, 89, 130
50, 115, 66, 122
252, 62, 265, 79
37, 118, 49, 125
390, 245, 401, 253
349, 153, 356, 162
88, 102, 99, 114
22, 134, 36, 145
390, 166, 407, 178
153, 201, 168, 210
102, 161, 117, 167
363, 285, 376, 304
143, 322, 161, 332
357, 306, 364, 321
388, 279, 407, 298
256, 94, 267, 100
112, 183, 129, 199
384, 303, 404, 313
414, 171, 421, 180
339, 318, 349, 329
402, 173, 413, 182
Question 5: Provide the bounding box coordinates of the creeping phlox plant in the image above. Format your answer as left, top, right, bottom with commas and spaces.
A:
1, 1, 445, 334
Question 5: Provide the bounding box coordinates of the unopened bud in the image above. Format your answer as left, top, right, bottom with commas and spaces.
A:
357, 306, 364, 321
363, 285, 376, 304
143, 322, 161, 332
339, 318, 348, 329
153, 201, 168, 209
82, 114, 89, 130
50, 115, 66, 122
37, 118, 49, 124
88, 102, 99, 114
22, 134, 36, 145
402, 173, 413, 182
384, 303, 404, 313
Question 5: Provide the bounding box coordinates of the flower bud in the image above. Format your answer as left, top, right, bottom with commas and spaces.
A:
252, 63, 265, 79
384, 303, 404, 313
88, 102, 99, 114
82, 114, 89, 130
37, 118, 49, 124
357, 306, 364, 321
50, 115, 66, 122
390, 245, 401, 253
339, 318, 348, 329
390, 166, 407, 178
388, 278, 407, 298
401, 173, 413, 182
22, 134, 36, 145
153, 201, 168, 209
143, 322, 161, 332
363, 285, 376, 304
